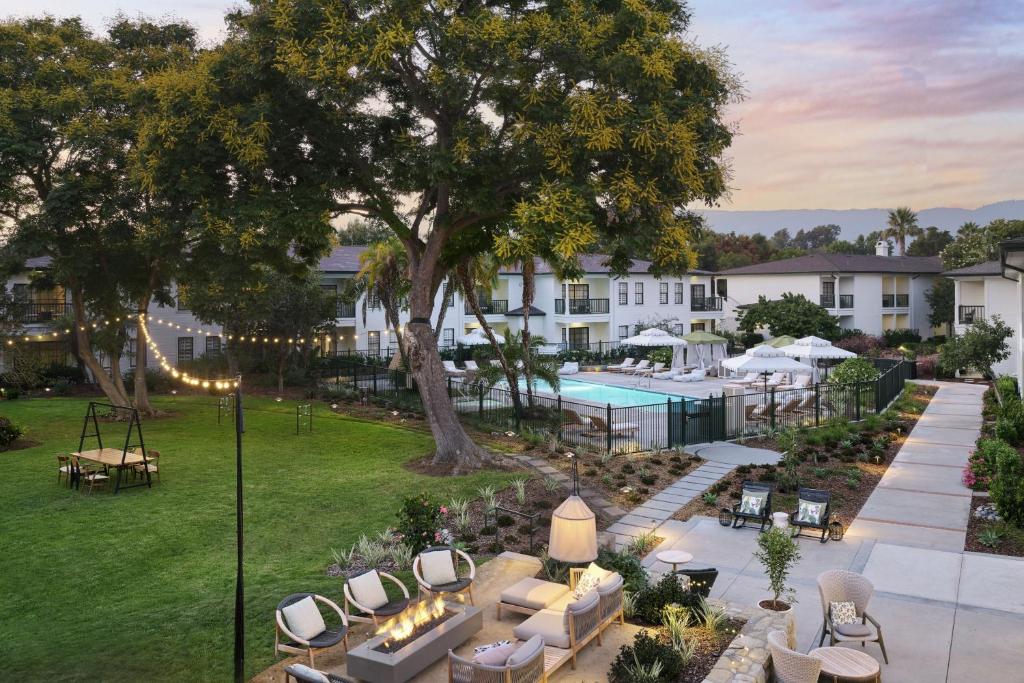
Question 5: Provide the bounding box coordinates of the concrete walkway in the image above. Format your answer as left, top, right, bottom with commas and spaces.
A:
846, 381, 985, 552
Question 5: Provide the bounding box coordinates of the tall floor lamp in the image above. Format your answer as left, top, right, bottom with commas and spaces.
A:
548, 454, 598, 563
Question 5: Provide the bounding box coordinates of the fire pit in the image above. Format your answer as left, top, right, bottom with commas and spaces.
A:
346, 597, 483, 683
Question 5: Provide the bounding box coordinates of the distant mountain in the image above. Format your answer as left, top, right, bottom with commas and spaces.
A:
696, 200, 1024, 239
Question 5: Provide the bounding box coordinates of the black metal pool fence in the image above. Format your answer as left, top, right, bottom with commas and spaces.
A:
318, 357, 913, 454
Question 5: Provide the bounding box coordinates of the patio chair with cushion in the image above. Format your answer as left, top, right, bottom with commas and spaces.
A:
132, 449, 161, 481
729, 481, 773, 531
557, 362, 579, 376
779, 374, 812, 391
464, 360, 481, 372
57, 454, 73, 487
448, 634, 547, 683
71, 455, 109, 494
413, 546, 476, 604
498, 564, 624, 627
790, 488, 832, 543
283, 664, 354, 683
731, 372, 760, 386
560, 409, 589, 434
767, 630, 821, 683
607, 358, 635, 373
342, 568, 411, 625
587, 415, 638, 437
817, 569, 889, 663
512, 589, 602, 671
275, 593, 349, 668
765, 372, 789, 387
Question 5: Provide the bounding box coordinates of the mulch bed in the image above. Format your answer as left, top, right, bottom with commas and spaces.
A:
965, 495, 1024, 557
456, 477, 569, 558
0, 438, 40, 452
672, 383, 937, 527
631, 619, 747, 683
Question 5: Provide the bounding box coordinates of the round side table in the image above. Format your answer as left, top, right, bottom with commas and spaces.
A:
808, 647, 881, 682
655, 550, 693, 573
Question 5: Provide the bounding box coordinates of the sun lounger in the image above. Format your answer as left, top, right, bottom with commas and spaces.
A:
442, 360, 466, 377
673, 368, 706, 383
622, 359, 650, 375
463, 360, 480, 372
653, 368, 681, 379
557, 361, 579, 376
587, 415, 638, 436
561, 409, 588, 432
778, 374, 812, 391
635, 362, 665, 377
607, 358, 635, 373
764, 372, 789, 387
731, 372, 760, 386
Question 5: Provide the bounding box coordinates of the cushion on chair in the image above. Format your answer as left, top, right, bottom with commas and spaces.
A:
282, 596, 326, 641
834, 621, 875, 638
430, 577, 472, 594
473, 643, 517, 665
501, 577, 570, 611
371, 599, 410, 617
562, 590, 599, 630
305, 629, 345, 649
420, 550, 458, 586
573, 563, 608, 599
739, 492, 766, 515
830, 600, 857, 625
348, 570, 389, 610
513, 609, 570, 649
797, 499, 825, 525
597, 573, 624, 596
284, 664, 329, 683
507, 635, 544, 667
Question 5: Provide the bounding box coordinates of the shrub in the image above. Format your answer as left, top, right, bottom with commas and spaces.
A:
395, 494, 444, 554
970, 438, 1015, 491
647, 347, 674, 365
632, 574, 703, 626
596, 548, 648, 592
0, 416, 24, 448
881, 328, 921, 347
40, 362, 86, 385
123, 367, 174, 394
754, 528, 801, 608
990, 443, 1024, 527
828, 357, 880, 385
608, 630, 682, 683
835, 334, 882, 355
996, 376, 1020, 402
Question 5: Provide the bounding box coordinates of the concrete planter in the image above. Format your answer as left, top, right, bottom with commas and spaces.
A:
701, 600, 795, 683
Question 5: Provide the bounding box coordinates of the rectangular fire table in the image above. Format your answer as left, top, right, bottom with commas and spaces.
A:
345, 601, 483, 683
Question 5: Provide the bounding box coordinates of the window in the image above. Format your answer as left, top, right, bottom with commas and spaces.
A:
206, 336, 222, 355
691, 284, 706, 301
568, 327, 590, 350
716, 279, 727, 298
674, 283, 684, 304
659, 282, 669, 304
635, 282, 644, 304
367, 291, 381, 309
177, 337, 194, 365
367, 331, 381, 355
11, 283, 27, 301
618, 325, 629, 340
561, 328, 567, 344
674, 323, 685, 335
568, 283, 589, 300
691, 322, 706, 332
177, 296, 189, 312
442, 328, 454, 347
618, 282, 628, 305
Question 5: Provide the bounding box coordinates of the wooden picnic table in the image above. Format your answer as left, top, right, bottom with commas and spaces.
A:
72, 448, 151, 493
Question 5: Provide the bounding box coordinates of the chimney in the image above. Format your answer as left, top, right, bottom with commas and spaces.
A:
875, 240, 890, 257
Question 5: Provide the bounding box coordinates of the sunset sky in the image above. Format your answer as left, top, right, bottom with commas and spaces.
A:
5, 0, 1022, 212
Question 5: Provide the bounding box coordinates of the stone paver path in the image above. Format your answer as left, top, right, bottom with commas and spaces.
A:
845, 381, 985, 552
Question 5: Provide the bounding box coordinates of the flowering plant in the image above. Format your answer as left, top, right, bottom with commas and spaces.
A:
397, 494, 446, 554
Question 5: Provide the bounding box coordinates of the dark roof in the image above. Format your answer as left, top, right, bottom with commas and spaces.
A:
719, 253, 943, 276
24, 256, 51, 268
944, 260, 1001, 277
319, 246, 369, 272
505, 305, 546, 316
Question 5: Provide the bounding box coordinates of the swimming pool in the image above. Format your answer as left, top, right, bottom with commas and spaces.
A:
514, 378, 692, 407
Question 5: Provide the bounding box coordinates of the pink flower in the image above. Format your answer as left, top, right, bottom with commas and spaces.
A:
434, 531, 442, 541
440, 506, 448, 515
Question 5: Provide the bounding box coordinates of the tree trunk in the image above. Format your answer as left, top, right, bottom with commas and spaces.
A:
111, 349, 130, 400
70, 290, 130, 406
277, 351, 286, 394
433, 278, 454, 342
521, 258, 536, 408
133, 299, 154, 414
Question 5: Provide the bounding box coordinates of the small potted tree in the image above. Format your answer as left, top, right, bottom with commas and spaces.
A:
753, 527, 801, 612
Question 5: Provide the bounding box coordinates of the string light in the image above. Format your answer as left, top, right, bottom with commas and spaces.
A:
138, 314, 239, 390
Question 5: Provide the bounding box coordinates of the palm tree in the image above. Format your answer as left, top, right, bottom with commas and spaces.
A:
884, 206, 922, 256
350, 239, 411, 368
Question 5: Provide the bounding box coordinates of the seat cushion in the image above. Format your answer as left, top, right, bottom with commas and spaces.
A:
500, 577, 570, 611
563, 590, 599, 631
596, 572, 623, 595
420, 550, 458, 586
473, 642, 517, 665
372, 598, 410, 617
507, 635, 544, 667
513, 609, 570, 649
306, 628, 345, 649
348, 570, 389, 610
834, 621, 876, 639
430, 577, 472, 594
282, 596, 326, 641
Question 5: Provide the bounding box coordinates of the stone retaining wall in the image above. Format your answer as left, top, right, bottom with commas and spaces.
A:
702, 600, 795, 683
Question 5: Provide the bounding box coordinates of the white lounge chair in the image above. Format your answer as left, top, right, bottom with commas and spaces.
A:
765, 372, 789, 387
779, 374, 812, 391
635, 362, 664, 377
588, 416, 638, 436
557, 361, 579, 376
623, 359, 650, 375
653, 368, 681, 379
442, 360, 466, 377
463, 360, 480, 372
608, 358, 635, 373
673, 368, 706, 383
731, 372, 760, 386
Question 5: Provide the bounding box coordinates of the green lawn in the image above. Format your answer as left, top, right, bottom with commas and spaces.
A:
0, 395, 515, 681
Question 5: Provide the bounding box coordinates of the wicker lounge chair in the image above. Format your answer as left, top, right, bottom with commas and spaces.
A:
275, 593, 349, 668
608, 358, 635, 373
413, 545, 476, 604
817, 570, 889, 663
447, 634, 546, 683
767, 630, 821, 683
790, 487, 832, 542
284, 664, 353, 683
727, 481, 772, 531
587, 415, 638, 436
342, 568, 411, 625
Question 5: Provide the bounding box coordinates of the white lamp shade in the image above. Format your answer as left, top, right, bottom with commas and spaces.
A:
548, 495, 598, 563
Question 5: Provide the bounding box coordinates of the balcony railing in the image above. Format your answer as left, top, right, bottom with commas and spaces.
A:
690, 296, 723, 312
464, 299, 508, 315
567, 298, 609, 314
958, 305, 985, 325
839, 294, 854, 309
882, 294, 909, 308
336, 301, 356, 318
819, 295, 835, 308
11, 300, 72, 324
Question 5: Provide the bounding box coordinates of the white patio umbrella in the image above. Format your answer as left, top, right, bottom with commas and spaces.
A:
457, 327, 505, 346
722, 344, 813, 389
620, 328, 688, 369
778, 335, 856, 383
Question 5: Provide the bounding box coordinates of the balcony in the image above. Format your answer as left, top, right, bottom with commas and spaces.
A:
839, 294, 854, 309
691, 296, 723, 312
336, 301, 356, 318
464, 299, 508, 315
12, 300, 72, 324
958, 305, 985, 324
819, 294, 835, 308
554, 298, 609, 314
882, 294, 909, 308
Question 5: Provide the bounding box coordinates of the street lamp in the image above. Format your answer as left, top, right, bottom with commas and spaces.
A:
548, 454, 597, 563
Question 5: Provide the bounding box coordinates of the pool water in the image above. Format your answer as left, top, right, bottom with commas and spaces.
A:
515, 378, 692, 407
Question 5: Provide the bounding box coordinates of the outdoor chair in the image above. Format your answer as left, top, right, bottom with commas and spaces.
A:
512, 588, 602, 671
635, 362, 665, 377
652, 367, 680, 379
675, 568, 719, 598
765, 372, 789, 387
413, 545, 476, 604
275, 593, 349, 668
767, 630, 821, 683
498, 564, 624, 629
557, 361, 579, 376
673, 368, 706, 383
817, 569, 889, 663
443, 361, 466, 377
464, 360, 481, 372
283, 663, 353, 683
70, 455, 108, 494
447, 634, 546, 683
560, 409, 588, 434
779, 374, 812, 391
608, 358, 635, 373
793, 393, 817, 414
342, 568, 411, 625
731, 372, 760, 386
587, 415, 638, 437
745, 403, 769, 423
727, 481, 773, 531
132, 449, 160, 481
790, 487, 832, 543
773, 397, 803, 418
623, 359, 650, 375
57, 454, 73, 487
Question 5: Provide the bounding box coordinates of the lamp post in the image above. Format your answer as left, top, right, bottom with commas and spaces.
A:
548, 454, 598, 563
233, 377, 245, 683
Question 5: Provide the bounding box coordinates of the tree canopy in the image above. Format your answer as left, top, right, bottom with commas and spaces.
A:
940, 219, 1024, 270
939, 316, 1012, 379
737, 293, 840, 340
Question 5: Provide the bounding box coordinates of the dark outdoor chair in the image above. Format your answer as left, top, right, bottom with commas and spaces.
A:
275, 593, 349, 668
676, 568, 719, 598
284, 664, 353, 683
730, 481, 773, 532
790, 487, 832, 543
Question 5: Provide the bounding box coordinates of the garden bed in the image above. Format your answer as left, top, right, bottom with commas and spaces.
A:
966, 497, 1024, 557
672, 383, 936, 526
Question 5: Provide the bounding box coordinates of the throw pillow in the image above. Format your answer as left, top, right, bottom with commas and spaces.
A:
348, 570, 389, 610
739, 492, 765, 515
830, 600, 857, 625
420, 550, 458, 586
797, 500, 824, 525
286, 664, 329, 683
281, 596, 326, 641
573, 563, 607, 599
473, 643, 517, 666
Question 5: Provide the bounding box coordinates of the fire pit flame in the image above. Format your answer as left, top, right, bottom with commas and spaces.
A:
375, 595, 447, 648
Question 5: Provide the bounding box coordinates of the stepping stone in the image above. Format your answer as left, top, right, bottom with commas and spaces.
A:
631, 506, 674, 521
652, 492, 694, 505
607, 521, 654, 536
601, 506, 628, 517
642, 499, 683, 512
